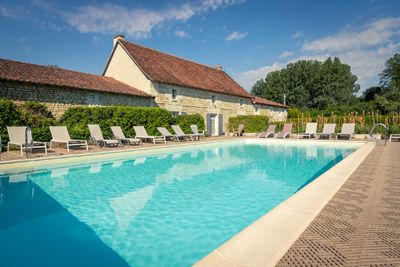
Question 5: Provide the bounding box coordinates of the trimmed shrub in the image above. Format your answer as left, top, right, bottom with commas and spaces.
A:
19, 101, 56, 142
0, 100, 55, 146
228, 115, 269, 133
0, 99, 23, 145
174, 114, 205, 133
59, 106, 176, 140
287, 107, 301, 118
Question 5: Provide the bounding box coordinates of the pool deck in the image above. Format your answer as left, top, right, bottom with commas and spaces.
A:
196, 141, 400, 267
277, 141, 400, 266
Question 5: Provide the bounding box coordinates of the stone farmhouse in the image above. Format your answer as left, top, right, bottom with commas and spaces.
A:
0, 35, 287, 136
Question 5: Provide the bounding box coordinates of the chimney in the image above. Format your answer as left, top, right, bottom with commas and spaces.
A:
113, 34, 125, 47
215, 64, 223, 71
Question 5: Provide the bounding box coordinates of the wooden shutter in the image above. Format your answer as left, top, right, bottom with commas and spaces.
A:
206, 113, 211, 136
218, 114, 224, 135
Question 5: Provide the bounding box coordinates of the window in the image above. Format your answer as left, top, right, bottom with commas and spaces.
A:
171, 111, 179, 117
240, 99, 244, 106
172, 89, 177, 100
212, 95, 216, 104
255, 105, 259, 114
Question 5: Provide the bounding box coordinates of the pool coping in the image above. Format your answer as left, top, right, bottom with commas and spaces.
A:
194, 140, 375, 267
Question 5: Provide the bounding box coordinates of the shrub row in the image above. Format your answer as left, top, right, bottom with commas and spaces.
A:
0, 99, 56, 144
285, 111, 400, 134
228, 115, 269, 133
0, 99, 205, 147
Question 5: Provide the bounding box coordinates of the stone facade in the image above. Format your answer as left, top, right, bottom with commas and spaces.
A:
104, 42, 287, 135
0, 80, 153, 118
152, 82, 286, 133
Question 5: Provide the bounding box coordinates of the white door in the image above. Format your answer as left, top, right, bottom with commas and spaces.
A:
210, 115, 217, 136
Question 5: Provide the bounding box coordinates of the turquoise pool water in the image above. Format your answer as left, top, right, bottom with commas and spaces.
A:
0, 141, 359, 266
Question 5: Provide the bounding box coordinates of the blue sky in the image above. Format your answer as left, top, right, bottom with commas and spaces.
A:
1, 0, 399, 93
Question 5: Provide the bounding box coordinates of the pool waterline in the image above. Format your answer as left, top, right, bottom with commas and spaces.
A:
0, 139, 368, 267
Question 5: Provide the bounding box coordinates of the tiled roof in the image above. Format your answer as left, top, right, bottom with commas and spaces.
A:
252, 96, 288, 108
118, 39, 253, 99
0, 58, 151, 98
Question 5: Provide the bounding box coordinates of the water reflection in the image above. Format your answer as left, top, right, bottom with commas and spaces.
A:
0, 143, 355, 267
0, 174, 129, 266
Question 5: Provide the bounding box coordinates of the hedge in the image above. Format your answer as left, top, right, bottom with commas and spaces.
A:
59, 106, 176, 140
228, 115, 269, 133
286, 111, 400, 134
0, 100, 55, 145
59, 106, 205, 140
174, 114, 205, 134
0, 100, 206, 149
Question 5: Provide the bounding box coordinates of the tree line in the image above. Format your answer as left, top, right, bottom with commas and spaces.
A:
251, 53, 400, 114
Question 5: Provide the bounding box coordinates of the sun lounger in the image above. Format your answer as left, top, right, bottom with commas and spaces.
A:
7, 126, 47, 156
171, 125, 194, 141
336, 123, 355, 140
157, 127, 180, 142
233, 124, 245, 136
275, 123, 293, 139
389, 134, 400, 142
111, 126, 141, 145
88, 124, 119, 147
190, 124, 205, 140
297, 123, 317, 139
50, 126, 88, 152
258, 124, 276, 138
133, 126, 166, 144
318, 124, 336, 139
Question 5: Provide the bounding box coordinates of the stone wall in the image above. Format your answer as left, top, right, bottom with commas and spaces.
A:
152, 82, 287, 133
102, 41, 287, 133
0, 80, 153, 118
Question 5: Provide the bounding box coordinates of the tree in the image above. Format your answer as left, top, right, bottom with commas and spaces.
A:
362, 86, 383, 102
250, 57, 360, 109
250, 79, 266, 97
380, 53, 400, 91
379, 53, 400, 103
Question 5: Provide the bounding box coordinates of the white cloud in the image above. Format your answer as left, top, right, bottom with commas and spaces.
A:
0, 4, 16, 18
235, 54, 329, 90
226, 31, 247, 41
174, 30, 188, 38
336, 42, 399, 89
0, 3, 28, 19
303, 17, 400, 52
235, 62, 285, 90
279, 51, 294, 58
292, 31, 303, 39
237, 17, 400, 92
201, 0, 246, 10
62, 0, 245, 39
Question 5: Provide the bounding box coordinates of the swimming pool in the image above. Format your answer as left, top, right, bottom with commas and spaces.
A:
0, 140, 360, 266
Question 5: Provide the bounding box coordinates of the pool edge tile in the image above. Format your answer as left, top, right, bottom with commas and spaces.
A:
195, 141, 375, 267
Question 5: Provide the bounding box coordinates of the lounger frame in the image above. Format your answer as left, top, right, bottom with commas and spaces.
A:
297, 123, 317, 139
389, 134, 400, 142
50, 126, 88, 152
88, 124, 120, 147
111, 126, 142, 145
134, 126, 166, 144
7, 126, 47, 156
190, 124, 205, 140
